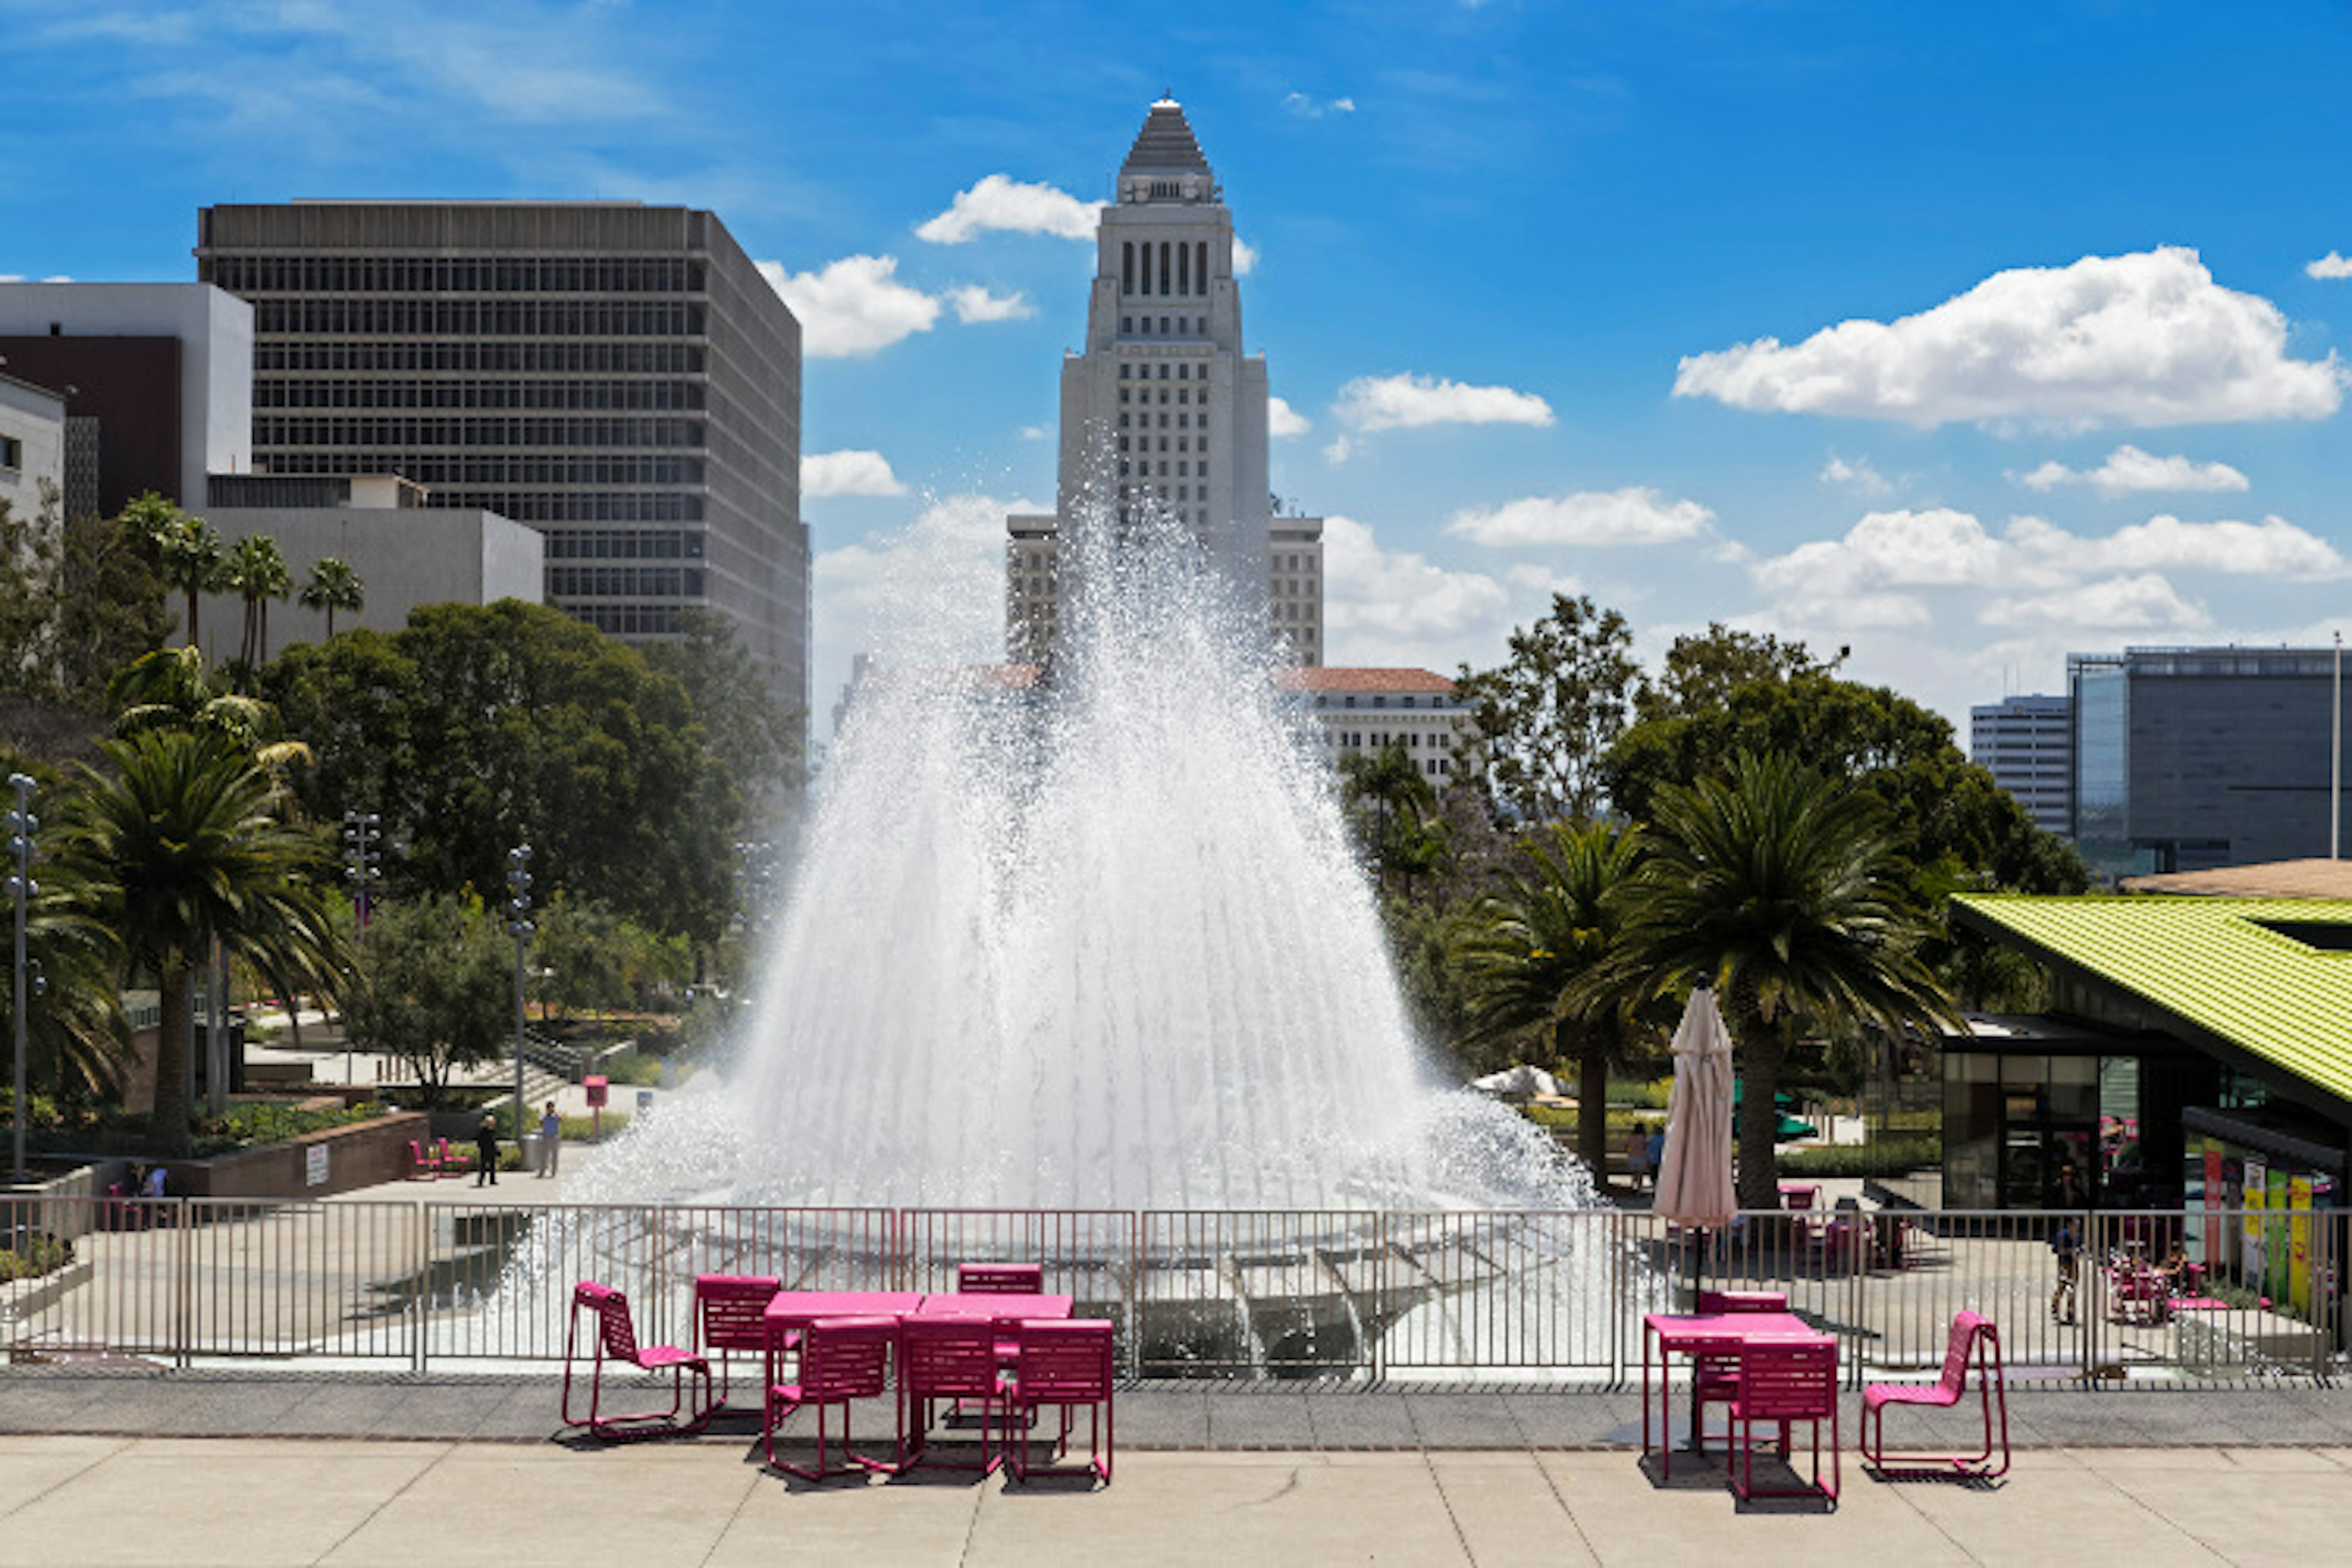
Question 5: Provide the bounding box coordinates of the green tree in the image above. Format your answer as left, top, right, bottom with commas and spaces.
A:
641, 608, 803, 807
55, 502, 173, 711
0, 827, 130, 1101
221, 533, 292, 677
1338, 742, 1445, 900
0, 483, 65, 696
530, 892, 633, 1020
1621, 752, 1959, 1208
342, 892, 510, 1108
108, 646, 309, 772
297, 557, 365, 640
1634, 624, 1845, 724
1454, 820, 1653, 1170
1453, 594, 1639, 823
126, 498, 224, 654
62, 729, 350, 1156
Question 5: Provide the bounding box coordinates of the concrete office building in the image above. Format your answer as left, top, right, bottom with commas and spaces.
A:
1008, 100, 1323, 665
195, 202, 808, 723
2070, 646, 2352, 879
0, 372, 67, 521
1970, 693, 2072, 836
0, 282, 255, 520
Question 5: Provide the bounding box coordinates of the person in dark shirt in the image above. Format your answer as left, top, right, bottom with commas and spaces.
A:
475, 1116, 500, 1186
2050, 1219, 2079, 1325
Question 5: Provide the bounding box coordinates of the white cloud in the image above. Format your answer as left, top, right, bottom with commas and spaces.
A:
1020, 425, 1052, 442
2008, 512, 2345, 578
1754, 509, 2008, 601
1332, 372, 1555, 434
1819, 454, 1893, 498
1978, 575, 2209, 631
1446, 487, 1715, 548
915, 174, 1101, 244
1233, 236, 1259, 276
1676, 247, 2346, 429
1321, 514, 1510, 640
1267, 396, 1310, 438
1283, 91, 1357, 118
757, 255, 940, 358
2015, 443, 2250, 497
802, 450, 907, 498
2309, 252, 2352, 281
945, 284, 1034, 324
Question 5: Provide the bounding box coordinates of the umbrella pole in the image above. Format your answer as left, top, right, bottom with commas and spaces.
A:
1684, 1226, 1706, 1452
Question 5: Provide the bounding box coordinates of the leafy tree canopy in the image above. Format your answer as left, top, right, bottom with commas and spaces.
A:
1453, 593, 1638, 823
342, 892, 510, 1109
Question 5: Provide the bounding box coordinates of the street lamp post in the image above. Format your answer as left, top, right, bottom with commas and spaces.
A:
341, 811, 380, 1085
507, 845, 534, 1145
6, 773, 36, 1183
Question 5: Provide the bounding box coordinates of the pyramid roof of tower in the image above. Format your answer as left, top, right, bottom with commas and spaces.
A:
1121, 99, 1211, 175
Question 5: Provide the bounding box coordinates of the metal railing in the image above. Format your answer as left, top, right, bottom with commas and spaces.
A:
2, 1196, 2342, 1385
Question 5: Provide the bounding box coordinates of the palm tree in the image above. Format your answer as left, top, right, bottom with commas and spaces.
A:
1453, 820, 1652, 1171
62, 729, 350, 1158
223, 533, 292, 675
1340, 742, 1442, 899
5, 857, 130, 1100
298, 557, 365, 639
154, 513, 225, 653
107, 647, 310, 772
1622, 752, 1958, 1210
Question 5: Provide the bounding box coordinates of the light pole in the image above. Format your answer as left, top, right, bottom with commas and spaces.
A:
507, 844, 534, 1144
341, 811, 380, 1085
7, 773, 35, 1183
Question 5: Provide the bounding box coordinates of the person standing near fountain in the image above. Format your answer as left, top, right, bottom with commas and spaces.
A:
476, 1115, 500, 1187
538, 1101, 562, 1178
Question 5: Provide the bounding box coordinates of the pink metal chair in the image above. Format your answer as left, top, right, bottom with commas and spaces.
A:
694, 1273, 780, 1408
998, 1318, 1115, 1483
436, 1137, 472, 1180
560, 1281, 714, 1441
899, 1316, 1003, 1474
1726, 1340, 1839, 1504
956, 1261, 1045, 1295
1861, 1311, 2009, 1478
1690, 1290, 1787, 1453
404, 1140, 439, 1181
765, 1314, 899, 1481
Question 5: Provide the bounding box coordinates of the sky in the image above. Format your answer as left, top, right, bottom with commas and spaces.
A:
4, 0, 2351, 745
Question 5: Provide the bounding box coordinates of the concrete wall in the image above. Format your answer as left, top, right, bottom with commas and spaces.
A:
196, 506, 545, 661
0, 374, 65, 520
172, 1111, 430, 1199
0, 283, 254, 510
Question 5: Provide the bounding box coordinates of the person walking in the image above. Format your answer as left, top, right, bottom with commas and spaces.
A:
2050, 1216, 2079, 1325
475, 1115, 500, 1187
538, 1101, 562, 1178
1624, 1126, 1651, 1191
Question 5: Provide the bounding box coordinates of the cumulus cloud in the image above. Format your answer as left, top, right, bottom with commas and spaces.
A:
801, 450, 907, 498
758, 255, 940, 358
1819, 454, 1893, 498
1321, 514, 1510, 640
2008, 513, 2345, 578
1446, 487, 1715, 548
1283, 91, 1357, 118
2015, 443, 2250, 497
2309, 252, 2352, 281
1978, 575, 2210, 631
1267, 396, 1310, 438
1332, 372, 1555, 434
915, 174, 1101, 244
1233, 236, 1259, 276
1020, 424, 1052, 441
945, 284, 1034, 324
1676, 247, 2346, 429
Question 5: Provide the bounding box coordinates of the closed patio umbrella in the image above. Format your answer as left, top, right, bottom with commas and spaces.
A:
1654, 986, 1737, 1259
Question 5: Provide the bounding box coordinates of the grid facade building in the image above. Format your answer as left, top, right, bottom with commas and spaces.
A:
1969, 693, 2072, 836
194, 202, 807, 720
1008, 100, 1322, 665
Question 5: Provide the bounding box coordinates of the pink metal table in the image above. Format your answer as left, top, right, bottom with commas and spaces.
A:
1642, 1311, 1836, 1480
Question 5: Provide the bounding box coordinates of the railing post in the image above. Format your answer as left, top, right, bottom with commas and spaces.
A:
412, 1199, 429, 1374
172, 1199, 191, 1370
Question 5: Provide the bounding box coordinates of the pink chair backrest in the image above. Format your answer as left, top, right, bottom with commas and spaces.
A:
575, 1281, 643, 1365
798, 1316, 895, 1400
1736, 1340, 1837, 1419
900, 1316, 999, 1398
1696, 1289, 1788, 1314
1014, 1319, 1114, 1400
1941, 1311, 1987, 1391
957, 1262, 1044, 1295
1785, 1188, 1817, 1210
696, 1275, 779, 1352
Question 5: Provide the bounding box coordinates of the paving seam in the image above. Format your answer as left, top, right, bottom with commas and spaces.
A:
306, 1436, 460, 1568
2066, 1447, 2239, 1564
0, 1432, 135, 1526
689, 1464, 771, 1568
1415, 1447, 1480, 1567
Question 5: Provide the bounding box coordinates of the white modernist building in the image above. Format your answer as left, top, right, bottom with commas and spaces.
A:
0, 372, 66, 522
1009, 99, 1322, 664
1283, 668, 1469, 786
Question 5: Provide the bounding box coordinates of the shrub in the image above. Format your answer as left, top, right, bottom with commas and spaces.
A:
1774, 1134, 1939, 1178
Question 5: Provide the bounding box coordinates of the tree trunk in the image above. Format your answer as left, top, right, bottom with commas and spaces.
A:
185, 587, 200, 650
151, 963, 195, 1159
1577, 1042, 1610, 1177
1732, 1003, 1787, 1212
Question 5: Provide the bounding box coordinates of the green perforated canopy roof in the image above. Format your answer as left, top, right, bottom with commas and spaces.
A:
1951, 894, 2352, 1114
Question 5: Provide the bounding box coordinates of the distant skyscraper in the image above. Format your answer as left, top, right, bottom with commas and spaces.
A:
1970, 693, 2072, 836
195, 202, 808, 725
1008, 100, 1323, 664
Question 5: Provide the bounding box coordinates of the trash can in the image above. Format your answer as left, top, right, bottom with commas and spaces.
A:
518, 1133, 541, 1172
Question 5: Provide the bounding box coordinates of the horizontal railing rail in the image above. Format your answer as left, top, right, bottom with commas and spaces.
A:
1, 1195, 2340, 1384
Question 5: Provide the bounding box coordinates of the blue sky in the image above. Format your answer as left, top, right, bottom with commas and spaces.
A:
6, 1, 2351, 740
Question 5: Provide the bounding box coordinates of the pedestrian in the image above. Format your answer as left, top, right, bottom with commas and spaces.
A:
538, 1100, 562, 1178
475, 1115, 500, 1187
1624, 1126, 1650, 1191
1645, 1124, 1666, 1182
2050, 1216, 2079, 1325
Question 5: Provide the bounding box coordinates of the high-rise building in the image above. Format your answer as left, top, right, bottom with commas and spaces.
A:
2068, 646, 2352, 878
195, 202, 808, 722
1008, 100, 1322, 664
1969, 693, 2071, 836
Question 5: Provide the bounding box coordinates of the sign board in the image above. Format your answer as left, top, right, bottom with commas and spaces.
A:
636, 1088, 655, 1116
584, 1074, 609, 1109
305, 1144, 330, 1188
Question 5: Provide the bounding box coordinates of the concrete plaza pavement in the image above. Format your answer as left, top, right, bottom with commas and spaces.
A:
5, 1375, 2351, 1565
